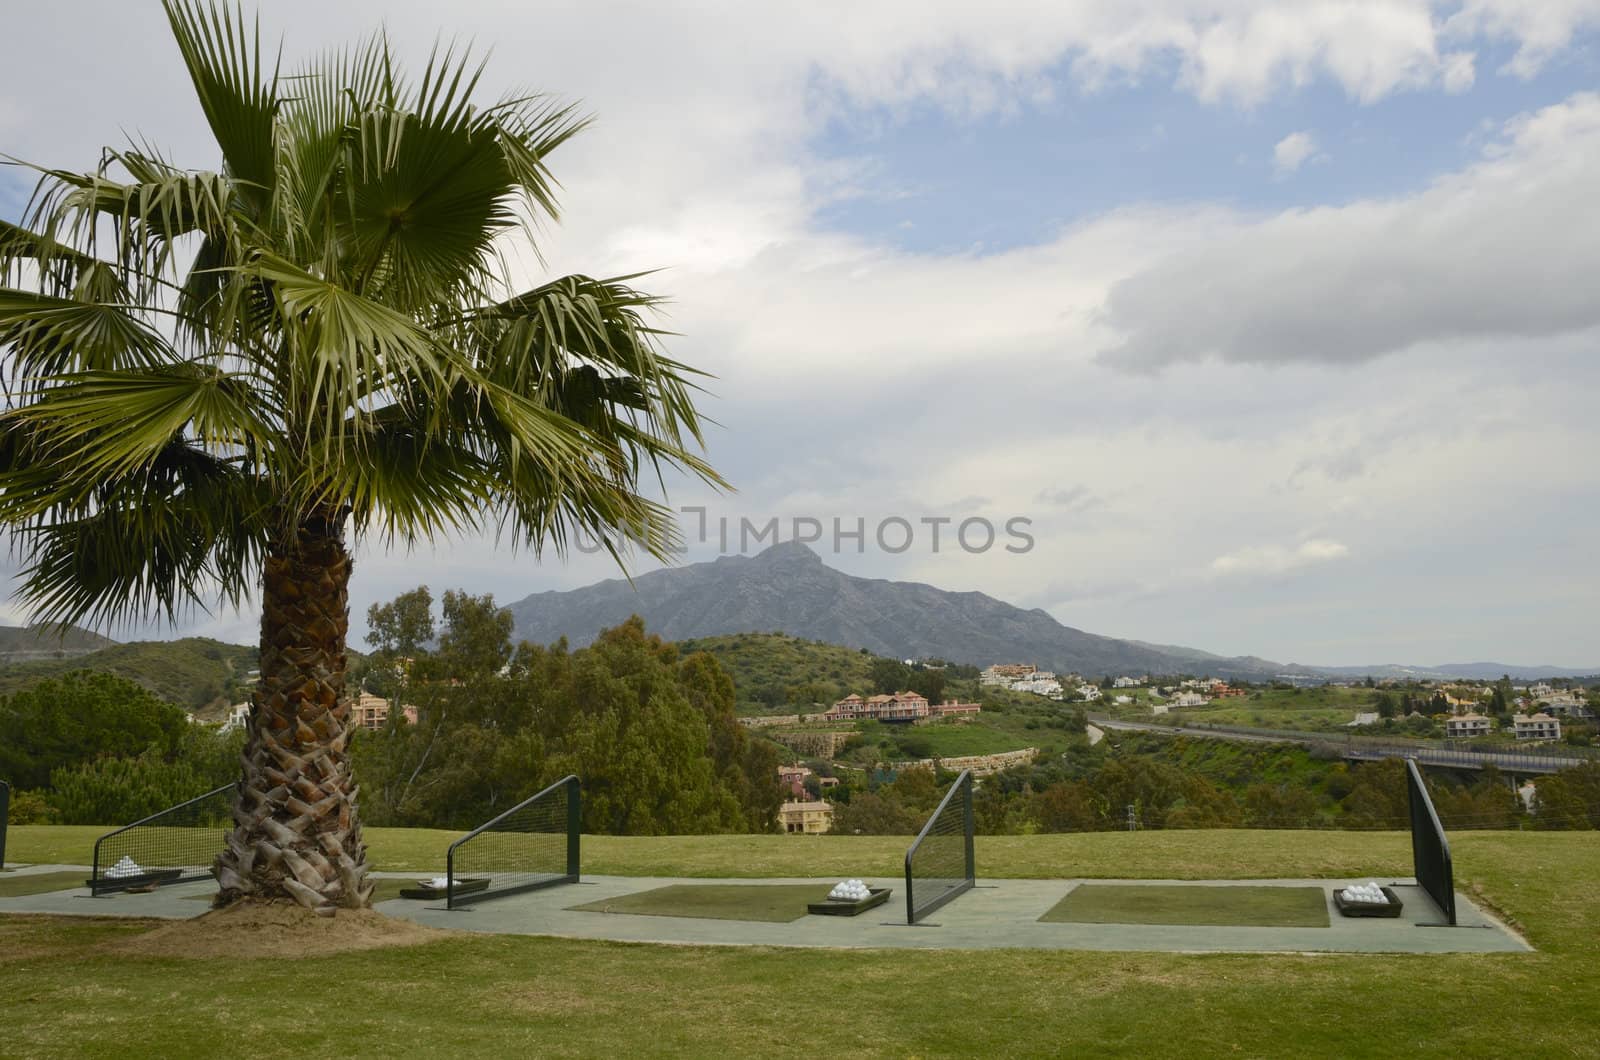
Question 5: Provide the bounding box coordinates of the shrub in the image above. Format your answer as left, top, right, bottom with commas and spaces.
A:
48, 753, 216, 826
6, 788, 57, 825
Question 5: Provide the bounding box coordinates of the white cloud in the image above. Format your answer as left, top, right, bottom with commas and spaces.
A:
1211, 539, 1351, 577
1, 4, 1597, 667
1440, 50, 1478, 92
1272, 130, 1319, 174
1101, 93, 1600, 370
1446, 0, 1600, 78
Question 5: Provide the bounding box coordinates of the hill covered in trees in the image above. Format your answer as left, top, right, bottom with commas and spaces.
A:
0, 638, 258, 713
674, 632, 885, 711
0, 623, 116, 663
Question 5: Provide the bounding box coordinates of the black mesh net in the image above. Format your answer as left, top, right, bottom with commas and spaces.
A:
1406, 759, 1456, 925
447, 775, 580, 908
89, 784, 233, 894
904, 770, 975, 923
1, 779, 10, 868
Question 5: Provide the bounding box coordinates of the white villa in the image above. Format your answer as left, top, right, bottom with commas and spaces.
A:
1538, 692, 1593, 719
1445, 714, 1494, 738
220, 702, 250, 733
1512, 713, 1562, 742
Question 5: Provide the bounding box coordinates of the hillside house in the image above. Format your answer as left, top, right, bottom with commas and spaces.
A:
824, 691, 930, 722
777, 764, 812, 797
1113, 676, 1144, 688
929, 700, 982, 719
1445, 714, 1493, 738
778, 800, 833, 835
1170, 691, 1209, 707
980, 663, 1037, 686
351, 692, 418, 731
1513, 714, 1561, 741
1538, 692, 1593, 719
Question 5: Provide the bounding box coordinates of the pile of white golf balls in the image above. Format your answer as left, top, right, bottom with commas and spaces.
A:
830, 879, 872, 901
1344, 881, 1390, 904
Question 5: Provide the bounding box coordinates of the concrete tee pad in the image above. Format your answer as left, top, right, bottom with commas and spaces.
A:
0, 867, 1531, 954
382, 875, 1529, 954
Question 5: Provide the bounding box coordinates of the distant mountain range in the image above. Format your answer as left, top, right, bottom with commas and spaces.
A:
503, 542, 1598, 682
506, 542, 1307, 680
3, 554, 1590, 688
1316, 662, 1600, 681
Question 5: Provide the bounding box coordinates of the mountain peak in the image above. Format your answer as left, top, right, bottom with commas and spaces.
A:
504, 542, 1302, 678
749, 539, 823, 565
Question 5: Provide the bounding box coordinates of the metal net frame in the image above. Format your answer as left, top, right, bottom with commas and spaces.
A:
89, 784, 234, 895
1405, 758, 1456, 926
904, 769, 975, 924
446, 775, 580, 909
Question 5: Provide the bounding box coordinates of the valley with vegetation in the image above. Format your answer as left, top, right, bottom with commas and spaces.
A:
6, 605, 1597, 840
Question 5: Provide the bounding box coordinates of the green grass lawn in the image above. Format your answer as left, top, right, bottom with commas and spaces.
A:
3, 829, 1598, 1056
568, 883, 831, 923
0, 871, 87, 897
1041, 884, 1329, 927
7, 824, 1435, 879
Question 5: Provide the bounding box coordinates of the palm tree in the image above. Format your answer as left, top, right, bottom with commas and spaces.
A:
0, 2, 722, 913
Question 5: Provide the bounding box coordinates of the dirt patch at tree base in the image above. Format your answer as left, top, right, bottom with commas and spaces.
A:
109, 899, 457, 959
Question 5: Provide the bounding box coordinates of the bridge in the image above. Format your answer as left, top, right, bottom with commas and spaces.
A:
1091, 717, 1591, 776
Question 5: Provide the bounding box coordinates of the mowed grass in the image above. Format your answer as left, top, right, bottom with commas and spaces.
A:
569, 883, 832, 923
7, 824, 1430, 879
2, 829, 1598, 1057
1041, 884, 1329, 927
0, 871, 87, 898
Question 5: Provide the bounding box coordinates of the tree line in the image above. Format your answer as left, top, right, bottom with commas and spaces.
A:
352, 589, 781, 834
824, 738, 1600, 835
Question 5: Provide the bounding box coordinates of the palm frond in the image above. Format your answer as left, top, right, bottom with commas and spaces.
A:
0, 288, 177, 385
3, 366, 277, 485
3, 440, 270, 627
163, 0, 280, 209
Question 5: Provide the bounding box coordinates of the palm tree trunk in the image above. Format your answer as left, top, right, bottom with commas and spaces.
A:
214, 510, 373, 913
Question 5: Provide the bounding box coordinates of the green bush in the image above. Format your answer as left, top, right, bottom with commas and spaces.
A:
48, 753, 218, 826
6, 788, 57, 825
0, 671, 189, 789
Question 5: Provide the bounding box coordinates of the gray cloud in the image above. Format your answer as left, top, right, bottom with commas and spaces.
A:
1034, 485, 1106, 512
1100, 94, 1600, 371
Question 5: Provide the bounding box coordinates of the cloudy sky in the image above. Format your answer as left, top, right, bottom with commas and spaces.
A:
2, 1, 1597, 667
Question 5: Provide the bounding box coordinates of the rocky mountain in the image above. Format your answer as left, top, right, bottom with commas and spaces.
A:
505, 541, 1318, 680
